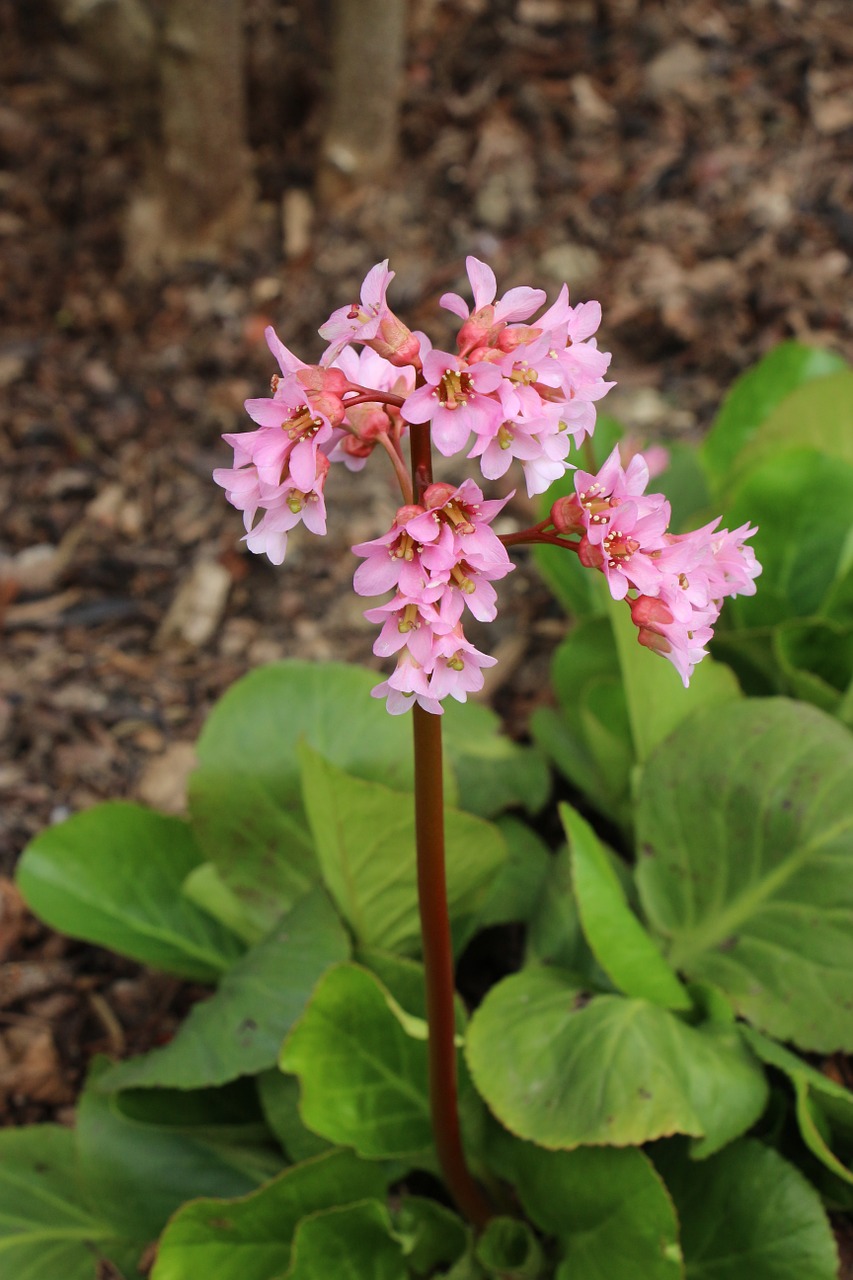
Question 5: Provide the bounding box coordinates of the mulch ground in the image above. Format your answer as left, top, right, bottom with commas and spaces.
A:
1, 1, 852, 1231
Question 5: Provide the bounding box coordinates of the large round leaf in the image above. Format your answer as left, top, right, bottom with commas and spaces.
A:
654, 1139, 837, 1280
0, 1126, 145, 1280
299, 745, 506, 957
636, 699, 853, 1051
465, 967, 766, 1151
494, 1137, 683, 1280
97, 889, 349, 1092
188, 662, 419, 924
701, 342, 848, 488
724, 448, 853, 629
151, 1148, 390, 1280
16, 803, 243, 981
280, 964, 433, 1160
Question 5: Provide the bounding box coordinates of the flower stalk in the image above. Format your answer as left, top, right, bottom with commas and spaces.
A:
413, 702, 493, 1229
408, 412, 492, 1228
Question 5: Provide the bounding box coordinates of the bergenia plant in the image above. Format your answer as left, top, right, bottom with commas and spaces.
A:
214, 256, 761, 1225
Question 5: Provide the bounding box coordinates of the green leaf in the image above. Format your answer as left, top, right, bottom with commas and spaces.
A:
724, 448, 853, 630
257, 1069, 333, 1163
151, 1148, 390, 1280
654, 1139, 838, 1280
525, 846, 603, 983
465, 968, 767, 1151
280, 964, 433, 1160
16, 803, 243, 981
606, 590, 742, 765
442, 699, 550, 818
469, 817, 552, 933
188, 661, 443, 929
774, 618, 853, 717
636, 698, 853, 1051
740, 1027, 853, 1187
97, 889, 349, 1092
299, 745, 506, 957
701, 342, 847, 488
531, 617, 633, 826
77, 1066, 282, 1243
497, 1138, 683, 1280
562, 804, 692, 1010
0, 1125, 145, 1280
728, 367, 853, 487
284, 1200, 406, 1279
182, 862, 265, 945
394, 1197, 469, 1276
475, 1217, 544, 1278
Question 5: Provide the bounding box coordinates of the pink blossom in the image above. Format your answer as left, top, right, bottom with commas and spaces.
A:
327, 346, 414, 472
319, 261, 421, 368
427, 629, 498, 702
244, 455, 331, 565
441, 256, 546, 356
371, 647, 444, 716
352, 503, 445, 601
402, 350, 504, 456
629, 591, 717, 687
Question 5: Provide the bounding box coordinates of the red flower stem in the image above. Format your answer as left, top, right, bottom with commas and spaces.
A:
343, 388, 407, 409
499, 527, 581, 551
376, 432, 414, 504
412, 706, 492, 1229
408, 419, 493, 1230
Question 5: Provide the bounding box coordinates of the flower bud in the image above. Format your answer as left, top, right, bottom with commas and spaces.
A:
370, 316, 422, 369
629, 594, 674, 630
550, 495, 584, 535
577, 534, 604, 570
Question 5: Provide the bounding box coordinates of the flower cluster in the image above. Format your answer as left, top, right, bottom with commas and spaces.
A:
214, 303, 414, 565
405, 257, 613, 497
551, 446, 761, 685
352, 480, 513, 714
214, 255, 760, 712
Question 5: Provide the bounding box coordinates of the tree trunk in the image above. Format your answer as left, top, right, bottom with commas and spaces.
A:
126, 0, 254, 272
318, 0, 408, 202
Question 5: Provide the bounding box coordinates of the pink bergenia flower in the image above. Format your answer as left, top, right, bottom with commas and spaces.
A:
441, 256, 546, 357
327, 346, 415, 472
371, 647, 444, 717
352, 503, 447, 602
630, 591, 718, 688
244, 454, 331, 566
402, 350, 504, 456
353, 478, 514, 714
242, 380, 336, 491
427, 628, 498, 702
319, 261, 421, 368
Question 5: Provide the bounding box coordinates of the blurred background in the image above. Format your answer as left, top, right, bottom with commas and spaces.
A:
1, 0, 852, 873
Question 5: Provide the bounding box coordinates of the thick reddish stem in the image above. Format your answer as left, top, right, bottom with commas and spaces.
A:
412, 706, 492, 1229
343, 388, 407, 409
408, 418, 492, 1229
499, 527, 581, 551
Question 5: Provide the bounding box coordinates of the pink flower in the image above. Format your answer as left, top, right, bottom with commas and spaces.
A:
402, 350, 504, 456
327, 346, 414, 472
319, 261, 421, 368
371, 647, 444, 716
352, 503, 446, 601
427, 628, 498, 702
244, 455, 331, 565
629, 591, 717, 687
441, 256, 546, 356
354, 477, 514, 714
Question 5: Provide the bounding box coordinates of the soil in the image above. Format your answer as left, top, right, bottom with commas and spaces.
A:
1, 3, 852, 1257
